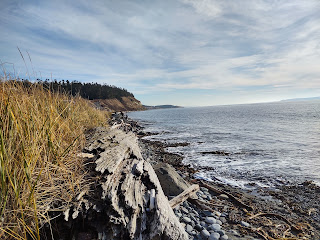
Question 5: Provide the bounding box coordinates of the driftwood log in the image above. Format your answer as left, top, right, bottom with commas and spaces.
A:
169, 184, 199, 208
80, 127, 188, 240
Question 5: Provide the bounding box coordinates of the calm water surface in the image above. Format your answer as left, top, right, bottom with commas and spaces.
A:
128, 101, 320, 188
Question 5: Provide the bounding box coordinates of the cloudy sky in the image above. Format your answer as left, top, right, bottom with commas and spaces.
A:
1, 0, 320, 106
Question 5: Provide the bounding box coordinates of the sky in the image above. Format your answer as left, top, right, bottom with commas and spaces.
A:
1, 0, 320, 106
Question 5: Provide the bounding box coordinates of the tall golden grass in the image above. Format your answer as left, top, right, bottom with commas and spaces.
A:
0, 80, 108, 239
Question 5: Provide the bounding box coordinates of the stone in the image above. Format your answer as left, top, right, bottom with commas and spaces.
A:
205, 217, 216, 224
217, 230, 225, 236
203, 210, 215, 217
241, 221, 250, 227
153, 162, 190, 197
176, 212, 182, 218
209, 224, 221, 231
220, 234, 229, 240
181, 207, 189, 214
182, 217, 192, 224
209, 232, 220, 240
186, 224, 193, 233
201, 229, 210, 239
200, 221, 207, 227
219, 217, 227, 223
216, 219, 222, 225
195, 224, 203, 231
219, 194, 229, 200
206, 195, 212, 201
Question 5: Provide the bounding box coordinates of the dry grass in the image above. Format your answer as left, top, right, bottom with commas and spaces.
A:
0, 79, 109, 239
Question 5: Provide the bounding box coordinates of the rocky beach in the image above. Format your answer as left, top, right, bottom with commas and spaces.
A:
115, 112, 320, 240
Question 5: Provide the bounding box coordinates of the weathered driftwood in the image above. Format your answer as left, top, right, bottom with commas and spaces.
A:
83, 127, 188, 240
169, 184, 199, 208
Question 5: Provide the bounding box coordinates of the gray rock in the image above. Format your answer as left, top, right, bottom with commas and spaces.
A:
153, 162, 190, 196
200, 221, 207, 227
206, 195, 212, 201
176, 212, 182, 218
217, 230, 225, 236
209, 232, 220, 240
220, 234, 229, 240
203, 210, 215, 217
182, 217, 192, 224
205, 217, 216, 224
200, 187, 208, 192
209, 223, 221, 231
186, 224, 193, 233
240, 221, 250, 227
219, 217, 227, 223
181, 207, 189, 214
216, 219, 222, 225
195, 224, 203, 231
201, 229, 210, 238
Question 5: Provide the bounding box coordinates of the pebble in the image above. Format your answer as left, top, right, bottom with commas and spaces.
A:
182, 217, 192, 224
205, 217, 216, 224
203, 210, 215, 217
181, 207, 189, 214
240, 221, 250, 227
209, 232, 220, 240
216, 219, 222, 225
195, 224, 203, 231
186, 224, 193, 234
217, 230, 225, 236
220, 234, 229, 240
209, 223, 221, 232
200, 221, 207, 227
219, 194, 229, 200
219, 217, 227, 223
201, 229, 210, 238
176, 212, 182, 218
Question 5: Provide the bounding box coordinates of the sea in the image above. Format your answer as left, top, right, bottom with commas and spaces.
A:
128, 100, 320, 189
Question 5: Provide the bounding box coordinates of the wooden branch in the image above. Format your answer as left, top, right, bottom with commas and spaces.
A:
249, 213, 302, 232
169, 184, 199, 208
199, 180, 253, 211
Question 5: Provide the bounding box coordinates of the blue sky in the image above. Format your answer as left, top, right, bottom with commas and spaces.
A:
1, 0, 320, 106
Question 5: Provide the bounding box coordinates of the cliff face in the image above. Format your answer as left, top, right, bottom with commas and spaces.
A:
92, 96, 145, 112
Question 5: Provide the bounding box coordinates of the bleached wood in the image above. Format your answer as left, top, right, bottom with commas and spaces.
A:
169, 184, 199, 208
83, 127, 188, 240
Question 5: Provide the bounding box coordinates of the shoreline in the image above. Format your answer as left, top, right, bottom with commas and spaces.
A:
128, 114, 320, 239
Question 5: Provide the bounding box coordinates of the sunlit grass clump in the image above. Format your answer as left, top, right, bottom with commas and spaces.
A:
0, 79, 108, 239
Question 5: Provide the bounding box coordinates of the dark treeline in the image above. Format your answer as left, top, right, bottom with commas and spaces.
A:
16, 78, 134, 100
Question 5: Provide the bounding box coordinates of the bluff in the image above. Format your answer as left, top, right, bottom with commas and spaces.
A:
92, 96, 145, 112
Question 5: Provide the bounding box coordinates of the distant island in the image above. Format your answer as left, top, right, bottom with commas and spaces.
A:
143, 104, 182, 110
281, 96, 320, 102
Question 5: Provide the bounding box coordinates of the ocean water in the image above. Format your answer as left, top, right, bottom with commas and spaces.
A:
128, 101, 320, 189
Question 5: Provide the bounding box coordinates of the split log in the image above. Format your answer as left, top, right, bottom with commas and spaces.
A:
169, 184, 199, 208
82, 127, 188, 240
